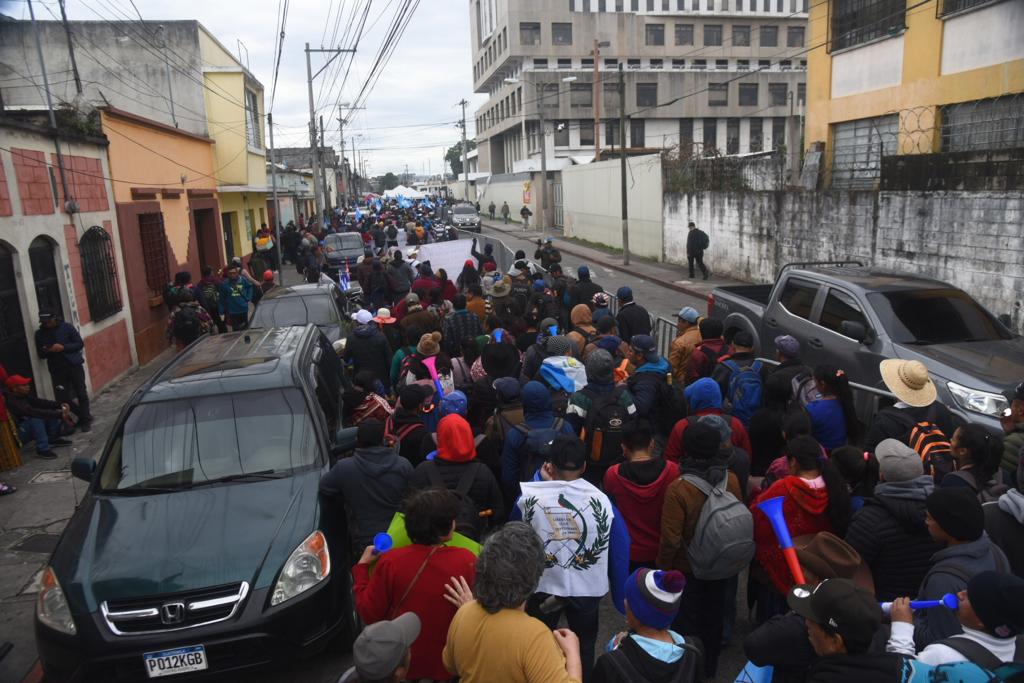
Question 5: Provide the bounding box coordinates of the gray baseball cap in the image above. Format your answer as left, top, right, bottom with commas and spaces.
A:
353, 612, 421, 679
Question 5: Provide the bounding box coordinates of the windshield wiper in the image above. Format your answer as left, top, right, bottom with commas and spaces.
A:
185, 470, 284, 488
110, 485, 181, 495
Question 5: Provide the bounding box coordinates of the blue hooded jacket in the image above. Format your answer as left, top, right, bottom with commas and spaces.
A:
684, 377, 723, 413
628, 356, 672, 421
501, 381, 575, 488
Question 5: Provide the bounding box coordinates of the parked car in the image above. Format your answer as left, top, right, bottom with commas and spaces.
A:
709, 261, 1024, 430
449, 203, 481, 233
323, 232, 366, 277
249, 283, 358, 344
36, 326, 359, 682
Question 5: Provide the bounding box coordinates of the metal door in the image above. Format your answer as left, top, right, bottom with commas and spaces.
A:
552, 180, 564, 228
0, 244, 33, 378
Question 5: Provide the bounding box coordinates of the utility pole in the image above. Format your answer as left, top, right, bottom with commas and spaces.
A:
350, 136, 358, 197
267, 112, 283, 285
458, 98, 469, 201
305, 44, 355, 222
319, 115, 331, 213
537, 82, 548, 236
157, 25, 178, 128
57, 0, 82, 95
592, 39, 601, 161
337, 113, 346, 206
27, 0, 71, 215
619, 63, 630, 266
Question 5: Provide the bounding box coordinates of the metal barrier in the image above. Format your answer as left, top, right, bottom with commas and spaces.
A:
655, 316, 678, 359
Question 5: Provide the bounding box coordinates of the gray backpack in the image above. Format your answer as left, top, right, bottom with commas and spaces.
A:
682, 473, 755, 580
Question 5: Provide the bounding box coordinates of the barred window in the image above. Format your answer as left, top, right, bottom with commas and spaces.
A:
938, 0, 999, 16
831, 114, 898, 188
941, 97, 1024, 152
244, 89, 262, 149
830, 0, 905, 51
636, 83, 658, 107
570, 82, 593, 107
139, 213, 170, 295
79, 226, 122, 321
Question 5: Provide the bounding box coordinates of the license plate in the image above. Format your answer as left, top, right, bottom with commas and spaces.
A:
143, 645, 208, 678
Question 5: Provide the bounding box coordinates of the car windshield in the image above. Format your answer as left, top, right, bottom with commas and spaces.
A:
251, 295, 339, 329
453, 206, 476, 215
868, 289, 1011, 345
98, 389, 319, 492
324, 233, 363, 251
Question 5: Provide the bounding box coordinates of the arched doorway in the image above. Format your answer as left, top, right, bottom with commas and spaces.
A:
0, 242, 33, 378
29, 236, 64, 319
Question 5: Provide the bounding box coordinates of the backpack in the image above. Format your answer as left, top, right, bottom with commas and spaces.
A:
604, 637, 703, 683
790, 369, 822, 408
172, 306, 204, 344
942, 469, 1009, 504
510, 278, 531, 305
902, 408, 955, 483
681, 472, 756, 580
385, 415, 422, 447
905, 660, 1024, 683
386, 224, 398, 239
691, 341, 727, 379
639, 374, 688, 436
512, 419, 566, 480
424, 461, 489, 541
582, 387, 632, 469
723, 359, 764, 426
484, 404, 524, 449
571, 326, 597, 354
451, 357, 473, 390
699, 230, 710, 250
199, 282, 220, 313
934, 635, 1024, 670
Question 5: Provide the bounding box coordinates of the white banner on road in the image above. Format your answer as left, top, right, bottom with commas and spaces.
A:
409, 240, 475, 279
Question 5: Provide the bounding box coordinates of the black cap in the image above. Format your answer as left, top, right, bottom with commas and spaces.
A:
926, 487, 984, 541
967, 571, 1024, 638
684, 422, 721, 461
547, 434, 586, 471
733, 330, 755, 348
356, 420, 386, 447
787, 579, 882, 654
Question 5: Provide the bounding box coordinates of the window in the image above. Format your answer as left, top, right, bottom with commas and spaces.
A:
650, 59, 664, 69
558, 58, 572, 69
603, 81, 620, 110
787, 25, 805, 47
630, 119, 646, 147
553, 22, 573, 45
534, 58, 549, 69
869, 289, 1010, 344
692, 59, 707, 70
645, 23, 665, 45
675, 23, 694, 45
579, 121, 595, 146
799, 59, 807, 69
759, 59, 771, 69
553, 120, 570, 147
627, 59, 641, 70
715, 59, 728, 70
773, 117, 787, 149
819, 289, 868, 337
520, 22, 541, 45
79, 226, 122, 321
830, 0, 905, 51
636, 82, 658, 107
939, 0, 1000, 16
733, 25, 751, 46
779, 278, 818, 320
571, 82, 593, 107
542, 83, 559, 109
797, 83, 806, 105
830, 114, 898, 188
582, 58, 594, 68
760, 25, 778, 46
727, 118, 740, 154
750, 118, 764, 152
780, 60, 792, 70
244, 89, 262, 149
606, 119, 621, 147
941, 97, 1024, 152
709, 83, 728, 106
769, 82, 788, 106
739, 83, 759, 105
704, 24, 723, 45
738, 59, 750, 70
680, 118, 694, 146
703, 119, 718, 152
29, 237, 64, 318
138, 213, 170, 296
672, 58, 686, 69
604, 58, 619, 68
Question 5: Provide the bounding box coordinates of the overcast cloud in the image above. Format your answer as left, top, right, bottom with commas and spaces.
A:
6, 0, 484, 177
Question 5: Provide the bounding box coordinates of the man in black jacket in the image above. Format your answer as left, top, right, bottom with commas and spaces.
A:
685, 221, 710, 280
614, 287, 651, 344
343, 309, 394, 394
4, 374, 72, 459
35, 312, 92, 431
570, 266, 603, 311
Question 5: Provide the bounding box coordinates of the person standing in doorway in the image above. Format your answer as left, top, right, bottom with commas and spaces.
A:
35, 312, 92, 432
685, 221, 710, 281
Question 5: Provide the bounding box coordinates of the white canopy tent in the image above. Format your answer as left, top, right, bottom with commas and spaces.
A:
383, 185, 425, 199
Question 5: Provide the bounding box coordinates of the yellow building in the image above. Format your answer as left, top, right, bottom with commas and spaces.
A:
197, 27, 268, 260
805, 0, 1024, 188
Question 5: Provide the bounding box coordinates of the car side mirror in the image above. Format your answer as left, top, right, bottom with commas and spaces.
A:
71, 457, 96, 483
840, 320, 874, 345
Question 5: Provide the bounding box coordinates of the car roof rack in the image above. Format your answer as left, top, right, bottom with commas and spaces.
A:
777, 260, 866, 277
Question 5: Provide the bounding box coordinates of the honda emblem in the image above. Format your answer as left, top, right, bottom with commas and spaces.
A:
160, 602, 186, 625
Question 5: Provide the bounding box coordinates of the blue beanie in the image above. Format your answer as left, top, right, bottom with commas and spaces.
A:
624, 568, 685, 629
440, 390, 468, 417
684, 377, 722, 412
578, 265, 590, 279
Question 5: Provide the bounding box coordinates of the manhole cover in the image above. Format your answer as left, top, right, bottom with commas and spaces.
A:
29, 471, 71, 484
12, 533, 61, 554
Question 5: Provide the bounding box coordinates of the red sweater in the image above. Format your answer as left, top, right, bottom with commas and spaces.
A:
750, 476, 833, 594
353, 544, 476, 681
664, 410, 752, 462
603, 459, 680, 562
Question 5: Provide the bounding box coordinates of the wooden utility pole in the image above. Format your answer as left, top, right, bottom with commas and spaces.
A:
619, 63, 630, 266
57, 0, 82, 95
458, 98, 469, 201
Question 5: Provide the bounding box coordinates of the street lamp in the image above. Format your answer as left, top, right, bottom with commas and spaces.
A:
504, 75, 576, 238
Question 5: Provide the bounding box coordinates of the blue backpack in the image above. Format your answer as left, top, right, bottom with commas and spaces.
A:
903, 635, 1024, 683
723, 359, 763, 426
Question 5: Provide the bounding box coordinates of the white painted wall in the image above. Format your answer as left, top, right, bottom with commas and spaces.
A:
941, 1, 1024, 75
831, 36, 904, 99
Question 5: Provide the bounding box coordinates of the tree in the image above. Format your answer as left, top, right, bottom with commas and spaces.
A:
381, 172, 399, 191
446, 139, 477, 177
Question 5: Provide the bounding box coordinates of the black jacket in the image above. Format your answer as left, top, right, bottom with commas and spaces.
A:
571, 279, 604, 311
343, 324, 393, 390
984, 491, 1024, 578
685, 229, 709, 256
864, 402, 963, 454
616, 303, 652, 345
805, 653, 907, 683
408, 459, 505, 530
3, 390, 64, 421
35, 322, 85, 371
744, 611, 817, 683
592, 635, 701, 683
844, 476, 944, 601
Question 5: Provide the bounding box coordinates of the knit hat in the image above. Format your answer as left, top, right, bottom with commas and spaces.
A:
440, 390, 468, 418
684, 377, 723, 412
595, 316, 617, 334
875, 439, 923, 482
578, 265, 590, 279
398, 384, 430, 410
616, 286, 633, 302
966, 571, 1024, 638
595, 335, 622, 354
624, 568, 686, 629
684, 422, 721, 461
416, 331, 442, 357
539, 317, 560, 336
437, 414, 476, 462
545, 335, 572, 357
926, 487, 985, 541
585, 349, 615, 384
697, 414, 731, 444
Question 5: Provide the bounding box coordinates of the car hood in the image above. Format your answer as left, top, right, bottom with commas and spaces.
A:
53, 470, 323, 612
894, 337, 1024, 391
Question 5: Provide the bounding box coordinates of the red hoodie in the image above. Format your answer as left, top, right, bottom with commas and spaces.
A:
751, 476, 833, 594
438, 414, 476, 462
603, 459, 680, 563
664, 410, 752, 462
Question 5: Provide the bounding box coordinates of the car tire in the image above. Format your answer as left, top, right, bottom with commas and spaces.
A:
335, 570, 362, 652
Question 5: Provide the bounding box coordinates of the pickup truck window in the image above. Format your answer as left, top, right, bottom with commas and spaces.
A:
819, 288, 867, 337
867, 289, 1011, 344
778, 278, 818, 320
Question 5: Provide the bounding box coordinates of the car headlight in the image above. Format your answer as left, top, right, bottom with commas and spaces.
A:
37, 566, 76, 635
946, 382, 1008, 417
270, 531, 330, 606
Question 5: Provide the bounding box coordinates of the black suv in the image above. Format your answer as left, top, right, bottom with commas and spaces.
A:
36, 326, 358, 682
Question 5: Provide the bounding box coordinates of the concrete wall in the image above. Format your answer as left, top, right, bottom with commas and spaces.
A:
473, 172, 540, 220
663, 190, 1024, 331
562, 154, 663, 260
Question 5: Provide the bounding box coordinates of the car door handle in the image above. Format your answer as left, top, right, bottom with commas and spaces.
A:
808, 337, 824, 348
766, 317, 779, 327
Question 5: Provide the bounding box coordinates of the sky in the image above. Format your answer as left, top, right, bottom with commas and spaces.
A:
4, 0, 485, 177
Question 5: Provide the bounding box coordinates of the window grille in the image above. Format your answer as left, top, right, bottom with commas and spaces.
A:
138, 213, 170, 295
79, 226, 122, 321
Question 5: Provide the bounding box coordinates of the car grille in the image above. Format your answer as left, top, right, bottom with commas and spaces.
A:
101, 582, 249, 636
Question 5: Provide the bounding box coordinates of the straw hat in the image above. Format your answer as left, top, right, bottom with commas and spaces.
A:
879, 359, 936, 407
491, 277, 511, 298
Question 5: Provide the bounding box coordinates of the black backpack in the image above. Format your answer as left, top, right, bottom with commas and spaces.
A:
628, 372, 688, 437
424, 461, 489, 541
603, 637, 703, 683
582, 386, 633, 469
512, 419, 565, 480
172, 306, 204, 344
199, 282, 220, 313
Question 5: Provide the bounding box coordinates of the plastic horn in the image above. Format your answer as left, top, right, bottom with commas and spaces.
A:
421, 355, 445, 398
756, 496, 806, 585
548, 325, 559, 337
373, 532, 393, 554
880, 593, 958, 616
493, 329, 504, 343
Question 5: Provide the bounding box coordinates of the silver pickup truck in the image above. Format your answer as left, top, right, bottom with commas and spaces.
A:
709, 262, 1024, 430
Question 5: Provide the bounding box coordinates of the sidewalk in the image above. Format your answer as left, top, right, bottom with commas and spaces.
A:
0, 350, 173, 683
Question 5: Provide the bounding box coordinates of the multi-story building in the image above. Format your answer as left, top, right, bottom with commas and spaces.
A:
805, 0, 1024, 189
469, 0, 809, 175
